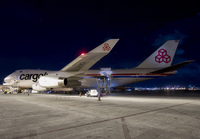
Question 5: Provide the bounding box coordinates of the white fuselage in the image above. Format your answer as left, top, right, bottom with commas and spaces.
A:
3, 69, 176, 89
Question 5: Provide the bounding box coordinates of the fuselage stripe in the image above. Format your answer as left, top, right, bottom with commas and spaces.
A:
85, 73, 175, 76
83, 73, 175, 79
112, 76, 162, 78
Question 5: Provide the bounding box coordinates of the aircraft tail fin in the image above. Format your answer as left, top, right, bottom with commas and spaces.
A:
136, 40, 179, 69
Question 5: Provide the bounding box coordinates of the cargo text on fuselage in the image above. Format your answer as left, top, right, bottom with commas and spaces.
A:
20, 72, 48, 82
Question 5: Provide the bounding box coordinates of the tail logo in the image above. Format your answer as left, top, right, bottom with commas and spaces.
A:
155, 49, 171, 63
102, 43, 111, 51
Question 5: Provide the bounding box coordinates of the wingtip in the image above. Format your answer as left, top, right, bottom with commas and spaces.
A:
108, 38, 120, 42
110, 38, 120, 44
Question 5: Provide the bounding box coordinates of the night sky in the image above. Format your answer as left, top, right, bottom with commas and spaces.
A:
0, 0, 200, 87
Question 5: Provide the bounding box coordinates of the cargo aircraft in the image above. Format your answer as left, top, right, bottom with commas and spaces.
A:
3, 39, 193, 93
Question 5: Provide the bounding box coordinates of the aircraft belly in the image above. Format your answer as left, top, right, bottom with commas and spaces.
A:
18, 80, 33, 88
82, 78, 97, 88
82, 78, 153, 88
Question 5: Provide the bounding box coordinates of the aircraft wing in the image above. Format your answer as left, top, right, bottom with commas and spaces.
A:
61, 39, 119, 72
150, 60, 194, 74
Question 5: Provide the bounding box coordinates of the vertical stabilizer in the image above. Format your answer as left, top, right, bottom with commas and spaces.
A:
136, 40, 179, 68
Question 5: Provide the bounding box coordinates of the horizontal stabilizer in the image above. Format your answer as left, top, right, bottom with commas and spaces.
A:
150, 60, 194, 74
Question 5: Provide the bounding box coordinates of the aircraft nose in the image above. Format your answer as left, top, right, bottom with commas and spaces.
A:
4, 77, 11, 83
4, 76, 15, 83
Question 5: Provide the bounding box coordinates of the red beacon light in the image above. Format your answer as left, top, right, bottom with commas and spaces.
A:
81, 53, 85, 56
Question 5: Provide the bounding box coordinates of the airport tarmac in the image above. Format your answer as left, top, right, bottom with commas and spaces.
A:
0, 92, 200, 139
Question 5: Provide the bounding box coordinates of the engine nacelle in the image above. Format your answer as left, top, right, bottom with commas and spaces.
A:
67, 80, 82, 87
39, 76, 67, 88
32, 83, 47, 91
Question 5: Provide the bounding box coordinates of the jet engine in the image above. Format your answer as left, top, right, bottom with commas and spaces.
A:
38, 76, 67, 88
67, 80, 82, 87
32, 83, 47, 91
